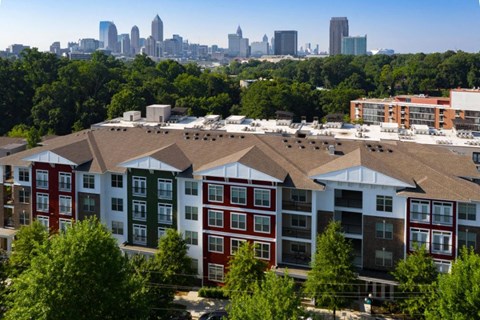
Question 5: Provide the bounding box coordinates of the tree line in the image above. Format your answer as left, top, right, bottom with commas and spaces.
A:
2, 49, 480, 138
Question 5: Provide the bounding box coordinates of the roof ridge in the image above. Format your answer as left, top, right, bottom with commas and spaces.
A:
86, 131, 107, 173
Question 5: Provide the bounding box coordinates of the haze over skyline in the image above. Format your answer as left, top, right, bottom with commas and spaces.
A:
0, 0, 479, 54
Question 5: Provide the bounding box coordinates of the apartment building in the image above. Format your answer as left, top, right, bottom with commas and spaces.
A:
1, 111, 480, 297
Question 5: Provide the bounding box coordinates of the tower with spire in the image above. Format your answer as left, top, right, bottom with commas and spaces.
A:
151, 14, 164, 42
236, 25, 243, 38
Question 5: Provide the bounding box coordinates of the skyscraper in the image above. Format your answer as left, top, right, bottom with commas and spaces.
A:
274, 31, 298, 56
99, 21, 113, 49
131, 25, 140, 55
341, 35, 367, 55
329, 17, 349, 56
120, 34, 131, 56
228, 26, 248, 57
107, 22, 118, 52
152, 14, 163, 42
236, 25, 243, 38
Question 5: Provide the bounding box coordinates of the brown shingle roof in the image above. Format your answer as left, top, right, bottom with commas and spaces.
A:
122, 143, 191, 172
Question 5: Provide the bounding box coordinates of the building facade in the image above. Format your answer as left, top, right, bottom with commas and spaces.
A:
329, 17, 349, 56
274, 31, 298, 56
341, 35, 367, 55
152, 15, 164, 43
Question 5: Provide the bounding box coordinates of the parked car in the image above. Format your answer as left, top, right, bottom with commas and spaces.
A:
199, 310, 228, 320
168, 310, 192, 320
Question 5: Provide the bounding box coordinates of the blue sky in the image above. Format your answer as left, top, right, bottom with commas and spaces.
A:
1, 0, 479, 53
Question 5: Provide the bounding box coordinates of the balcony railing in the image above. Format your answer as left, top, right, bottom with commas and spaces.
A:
36, 180, 48, 189
282, 227, 311, 239
37, 204, 49, 212
282, 253, 311, 266
59, 183, 71, 191
411, 211, 429, 222
158, 214, 173, 224
132, 187, 146, 196
432, 214, 453, 226
158, 189, 173, 199
3, 217, 14, 228
335, 198, 362, 209
133, 235, 147, 245
341, 223, 362, 235
133, 211, 146, 221
431, 242, 452, 255
282, 200, 312, 212
60, 206, 72, 215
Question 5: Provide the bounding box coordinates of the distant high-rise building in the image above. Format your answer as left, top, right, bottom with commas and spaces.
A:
250, 41, 268, 57
144, 36, 157, 57
152, 14, 164, 42
341, 35, 367, 55
79, 38, 100, 53
262, 34, 268, 43
228, 33, 241, 57
50, 42, 61, 55
120, 34, 131, 56
274, 30, 298, 56
236, 25, 243, 38
131, 25, 140, 55
107, 22, 118, 52
329, 17, 349, 56
99, 21, 114, 49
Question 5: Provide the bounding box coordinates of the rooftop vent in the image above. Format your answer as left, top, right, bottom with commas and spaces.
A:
328, 144, 335, 155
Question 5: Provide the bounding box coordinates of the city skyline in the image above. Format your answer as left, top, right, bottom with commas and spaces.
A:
1, 0, 480, 53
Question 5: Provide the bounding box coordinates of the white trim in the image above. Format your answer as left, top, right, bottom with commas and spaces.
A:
254, 241, 271, 260
203, 204, 276, 215
254, 215, 271, 234
254, 188, 271, 208
207, 209, 224, 228
230, 238, 247, 255
230, 212, 247, 231
195, 162, 283, 183
208, 235, 224, 253
120, 156, 183, 172
203, 179, 277, 189
207, 184, 224, 203
204, 230, 276, 243
230, 186, 247, 205
207, 263, 224, 283
24, 151, 78, 166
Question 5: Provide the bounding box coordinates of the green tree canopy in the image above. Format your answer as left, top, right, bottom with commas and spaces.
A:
228, 270, 301, 320
5, 218, 147, 320
305, 220, 356, 319
392, 244, 438, 319
224, 242, 267, 297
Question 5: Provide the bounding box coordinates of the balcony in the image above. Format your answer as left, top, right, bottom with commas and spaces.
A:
334, 211, 362, 235
282, 227, 311, 239
59, 183, 71, 192
334, 190, 362, 209
281, 240, 312, 267
132, 187, 146, 197
432, 214, 453, 226
3, 208, 14, 228
282, 189, 312, 212
158, 189, 173, 200
133, 235, 147, 245
36, 180, 48, 189
410, 211, 429, 223
158, 214, 173, 225
133, 211, 146, 221
59, 206, 72, 215
282, 200, 312, 212
282, 214, 312, 239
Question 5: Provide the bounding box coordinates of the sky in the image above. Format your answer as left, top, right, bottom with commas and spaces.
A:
0, 0, 480, 53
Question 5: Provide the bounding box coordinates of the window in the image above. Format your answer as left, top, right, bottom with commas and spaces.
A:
111, 174, 123, 188
19, 189, 30, 204
375, 222, 393, 239
410, 228, 429, 250
434, 260, 451, 273
83, 197, 95, 212
231, 213, 246, 230
432, 231, 452, 255
191, 259, 199, 275
208, 236, 224, 253
208, 185, 223, 202
254, 189, 271, 207
185, 206, 198, 221
36, 170, 48, 189
208, 263, 224, 282
19, 210, 30, 225
158, 203, 173, 224
231, 238, 246, 255
18, 168, 29, 182
375, 250, 393, 267
254, 242, 270, 260
291, 242, 307, 253
132, 176, 146, 196
111, 198, 123, 212
37, 215, 49, 229
458, 231, 476, 250
132, 200, 146, 221
185, 181, 198, 196
291, 189, 307, 202
133, 224, 147, 245
59, 196, 72, 215
231, 187, 246, 205
83, 174, 95, 189
254, 216, 270, 233
59, 219, 72, 233
158, 179, 173, 200
36, 193, 49, 212
208, 210, 223, 227
376, 196, 393, 212
410, 200, 430, 222
185, 231, 198, 245
59, 172, 71, 191
111, 221, 124, 235
473, 152, 480, 164
158, 228, 167, 239
459, 203, 476, 221
291, 215, 307, 228
433, 202, 453, 226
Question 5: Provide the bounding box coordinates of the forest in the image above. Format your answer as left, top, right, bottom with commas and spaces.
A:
1, 48, 480, 137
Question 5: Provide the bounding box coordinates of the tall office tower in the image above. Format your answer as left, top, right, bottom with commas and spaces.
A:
270, 37, 275, 54
262, 34, 268, 43
49, 42, 61, 55
274, 30, 298, 56
107, 22, 118, 52
99, 21, 113, 48
236, 25, 243, 38
79, 38, 100, 53
329, 17, 349, 56
144, 36, 157, 57
228, 26, 242, 57
152, 14, 164, 42
341, 35, 367, 55
131, 25, 140, 55
120, 34, 131, 56
239, 38, 249, 58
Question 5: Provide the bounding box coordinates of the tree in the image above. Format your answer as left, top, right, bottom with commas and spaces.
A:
426, 247, 480, 320
228, 270, 301, 320
224, 242, 267, 297
305, 220, 356, 319
5, 218, 147, 320
392, 244, 438, 319
8, 220, 49, 277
